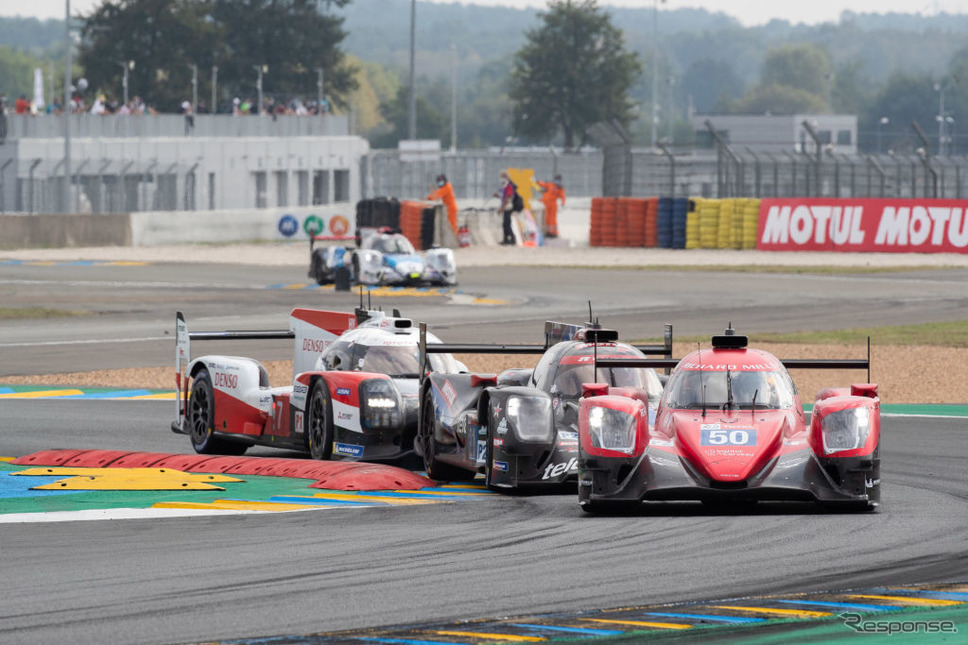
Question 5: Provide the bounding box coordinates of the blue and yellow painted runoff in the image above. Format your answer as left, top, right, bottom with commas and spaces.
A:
0, 386, 175, 401
280, 584, 967, 643
0, 259, 147, 267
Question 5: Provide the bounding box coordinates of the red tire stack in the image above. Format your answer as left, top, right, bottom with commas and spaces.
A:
589, 197, 604, 247
644, 197, 659, 248
615, 199, 631, 247
626, 198, 647, 247
399, 200, 424, 249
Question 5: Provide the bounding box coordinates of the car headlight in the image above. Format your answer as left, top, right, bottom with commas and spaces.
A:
359, 379, 402, 430
505, 395, 553, 442
820, 406, 870, 455
586, 405, 636, 454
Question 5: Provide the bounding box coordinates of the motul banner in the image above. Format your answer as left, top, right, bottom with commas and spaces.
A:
757, 199, 968, 253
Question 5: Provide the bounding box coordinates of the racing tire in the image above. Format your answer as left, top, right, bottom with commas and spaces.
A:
420, 388, 477, 482
188, 369, 248, 455
307, 381, 334, 460
309, 248, 330, 285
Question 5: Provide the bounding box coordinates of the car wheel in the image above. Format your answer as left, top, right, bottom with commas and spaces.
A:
189, 369, 248, 455
310, 248, 329, 285
307, 381, 334, 460
421, 387, 476, 482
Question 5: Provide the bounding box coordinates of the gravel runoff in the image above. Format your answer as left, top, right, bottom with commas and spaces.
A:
3, 241, 968, 268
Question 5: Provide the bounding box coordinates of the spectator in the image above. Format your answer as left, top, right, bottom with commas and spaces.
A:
15, 94, 30, 114
494, 170, 523, 245
426, 174, 459, 235
181, 100, 194, 133
536, 174, 566, 238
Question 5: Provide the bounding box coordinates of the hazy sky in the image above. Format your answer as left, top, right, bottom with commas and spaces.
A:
4, 0, 968, 28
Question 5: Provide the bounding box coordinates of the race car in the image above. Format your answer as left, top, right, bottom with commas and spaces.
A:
577, 326, 880, 513
171, 306, 464, 462
308, 227, 457, 287
417, 320, 671, 487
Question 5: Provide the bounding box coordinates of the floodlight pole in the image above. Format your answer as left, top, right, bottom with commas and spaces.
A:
64, 0, 72, 213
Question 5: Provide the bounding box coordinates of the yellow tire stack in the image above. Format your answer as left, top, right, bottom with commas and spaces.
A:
699, 198, 719, 248
685, 198, 701, 249
716, 199, 734, 249
742, 199, 761, 249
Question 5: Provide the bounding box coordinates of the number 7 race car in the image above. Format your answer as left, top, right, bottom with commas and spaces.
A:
416, 319, 672, 488
577, 327, 880, 513
171, 306, 464, 462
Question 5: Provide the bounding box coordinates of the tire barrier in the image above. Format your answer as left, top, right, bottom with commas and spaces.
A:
588, 196, 762, 250
356, 197, 400, 230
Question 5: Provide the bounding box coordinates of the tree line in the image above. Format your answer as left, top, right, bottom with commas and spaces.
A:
2, 0, 968, 154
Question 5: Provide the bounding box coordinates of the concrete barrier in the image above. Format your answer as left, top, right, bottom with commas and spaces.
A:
0, 213, 132, 249
0, 197, 592, 249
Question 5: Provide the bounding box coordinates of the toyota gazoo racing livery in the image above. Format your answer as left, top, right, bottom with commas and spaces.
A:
353, 227, 457, 287
417, 320, 670, 488
577, 327, 880, 513
171, 307, 463, 462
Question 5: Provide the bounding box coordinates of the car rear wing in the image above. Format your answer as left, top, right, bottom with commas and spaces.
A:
594, 339, 871, 383
417, 320, 674, 378
309, 233, 356, 252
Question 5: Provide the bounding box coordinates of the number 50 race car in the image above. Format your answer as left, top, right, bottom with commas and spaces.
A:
577, 327, 880, 513
171, 307, 464, 462
417, 319, 671, 488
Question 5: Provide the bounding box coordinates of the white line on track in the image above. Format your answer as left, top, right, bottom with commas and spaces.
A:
0, 336, 169, 348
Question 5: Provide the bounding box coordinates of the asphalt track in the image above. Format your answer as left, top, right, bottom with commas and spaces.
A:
0, 256, 966, 644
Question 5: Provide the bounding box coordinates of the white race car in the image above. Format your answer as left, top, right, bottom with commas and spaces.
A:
353, 227, 457, 286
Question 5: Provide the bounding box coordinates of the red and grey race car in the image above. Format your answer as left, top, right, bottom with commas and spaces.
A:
577, 327, 880, 512
417, 320, 671, 488
171, 307, 463, 461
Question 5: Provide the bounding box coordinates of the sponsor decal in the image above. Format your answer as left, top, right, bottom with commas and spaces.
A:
757, 199, 968, 253
440, 380, 458, 407
294, 410, 304, 433
701, 428, 757, 447
334, 442, 364, 458
278, 214, 300, 237
337, 410, 355, 422
330, 215, 350, 236
492, 437, 504, 447
476, 441, 487, 462
213, 371, 238, 389
496, 418, 508, 435
303, 215, 324, 236
302, 338, 329, 353
336, 387, 351, 397
492, 460, 508, 472
492, 402, 502, 418
542, 457, 578, 480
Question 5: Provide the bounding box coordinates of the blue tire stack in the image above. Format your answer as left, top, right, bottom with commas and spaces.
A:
672, 197, 688, 249
657, 196, 673, 248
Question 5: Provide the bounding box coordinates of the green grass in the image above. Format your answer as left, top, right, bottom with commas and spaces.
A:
639, 320, 968, 348
0, 307, 91, 320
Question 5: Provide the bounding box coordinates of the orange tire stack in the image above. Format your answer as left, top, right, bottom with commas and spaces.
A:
615, 199, 631, 247
399, 200, 424, 249
644, 197, 659, 248
626, 198, 648, 247
589, 197, 604, 247
598, 198, 618, 247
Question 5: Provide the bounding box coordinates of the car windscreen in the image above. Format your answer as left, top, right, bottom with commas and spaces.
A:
353, 344, 420, 377
552, 363, 660, 400
663, 369, 795, 410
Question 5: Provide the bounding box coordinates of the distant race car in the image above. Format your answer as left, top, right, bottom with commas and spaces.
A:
577, 327, 880, 513
171, 307, 464, 462
417, 320, 671, 487
308, 227, 457, 287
